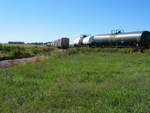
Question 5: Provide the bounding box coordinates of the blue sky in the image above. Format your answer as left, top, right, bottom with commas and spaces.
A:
0, 0, 150, 43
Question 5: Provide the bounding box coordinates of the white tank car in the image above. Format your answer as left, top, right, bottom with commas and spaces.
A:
73, 37, 85, 47
83, 36, 94, 47
73, 37, 80, 46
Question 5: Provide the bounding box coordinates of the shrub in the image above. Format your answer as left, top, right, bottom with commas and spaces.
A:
0, 44, 3, 50
10, 50, 24, 57
32, 47, 42, 54
51, 51, 64, 58
66, 48, 79, 55
145, 49, 150, 54
3, 45, 12, 52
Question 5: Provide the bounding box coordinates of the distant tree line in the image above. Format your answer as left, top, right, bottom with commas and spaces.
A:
27, 42, 46, 45
8, 42, 48, 45
8, 41, 25, 44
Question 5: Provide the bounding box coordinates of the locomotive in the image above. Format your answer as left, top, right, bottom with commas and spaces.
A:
73, 30, 150, 48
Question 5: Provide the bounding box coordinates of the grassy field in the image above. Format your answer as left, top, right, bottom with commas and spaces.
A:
0, 48, 150, 113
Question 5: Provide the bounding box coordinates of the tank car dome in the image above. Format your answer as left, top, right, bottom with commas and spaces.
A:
83, 36, 94, 44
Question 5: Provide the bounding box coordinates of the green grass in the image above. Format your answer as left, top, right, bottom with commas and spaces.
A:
0, 49, 150, 113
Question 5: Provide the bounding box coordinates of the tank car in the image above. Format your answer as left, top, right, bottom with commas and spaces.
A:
93, 30, 150, 48
73, 35, 89, 47
54, 38, 69, 49
73, 37, 81, 47
82, 36, 94, 47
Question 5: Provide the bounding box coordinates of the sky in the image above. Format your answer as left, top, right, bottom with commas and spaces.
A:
0, 0, 150, 44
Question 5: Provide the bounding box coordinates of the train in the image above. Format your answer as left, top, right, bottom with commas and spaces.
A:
48, 30, 150, 49
73, 30, 150, 48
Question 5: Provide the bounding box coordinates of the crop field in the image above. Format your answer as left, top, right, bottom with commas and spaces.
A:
0, 44, 55, 58
0, 48, 150, 113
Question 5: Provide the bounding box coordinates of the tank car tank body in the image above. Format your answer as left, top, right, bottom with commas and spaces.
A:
82, 36, 94, 47
92, 30, 150, 48
73, 37, 82, 47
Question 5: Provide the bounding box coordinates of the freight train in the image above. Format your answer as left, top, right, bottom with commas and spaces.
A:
73, 30, 150, 48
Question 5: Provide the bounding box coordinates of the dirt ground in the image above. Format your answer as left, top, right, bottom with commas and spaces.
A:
0, 57, 34, 68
